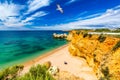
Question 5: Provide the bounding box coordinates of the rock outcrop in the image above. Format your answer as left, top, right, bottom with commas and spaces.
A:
53, 33, 67, 39
54, 71, 83, 80
67, 30, 120, 80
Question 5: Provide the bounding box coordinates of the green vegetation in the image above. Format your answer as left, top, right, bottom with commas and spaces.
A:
95, 28, 111, 32
73, 28, 120, 33
99, 67, 111, 80
76, 31, 81, 35
76, 31, 92, 38
98, 34, 106, 43
83, 33, 88, 38
0, 65, 24, 80
0, 65, 55, 80
112, 28, 120, 33
88, 34, 92, 38
101, 67, 109, 77
93, 54, 98, 62
112, 41, 120, 51
94, 28, 120, 33
74, 29, 91, 32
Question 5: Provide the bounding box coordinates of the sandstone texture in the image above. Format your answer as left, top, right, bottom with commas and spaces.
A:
67, 30, 120, 80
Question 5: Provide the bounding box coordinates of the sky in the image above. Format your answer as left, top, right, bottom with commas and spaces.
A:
0, 0, 120, 30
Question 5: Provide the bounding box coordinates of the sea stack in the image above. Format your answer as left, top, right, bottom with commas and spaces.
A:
53, 33, 67, 39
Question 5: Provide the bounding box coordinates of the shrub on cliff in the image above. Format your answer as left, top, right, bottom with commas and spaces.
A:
83, 33, 88, 38
99, 67, 111, 80
88, 34, 92, 38
98, 34, 106, 43
112, 41, 120, 51
0, 65, 24, 80
19, 65, 54, 80
76, 31, 81, 35
0, 65, 55, 80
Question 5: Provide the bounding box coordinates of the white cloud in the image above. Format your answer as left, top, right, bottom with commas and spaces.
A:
63, 5, 120, 29
66, 0, 80, 5
0, 2, 26, 27
0, 0, 119, 30
76, 7, 120, 26
26, 0, 51, 14
71, 6, 120, 29
3, 17, 23, 27
76, 12, 103, 20
34, 5, 120, 30
0, 2, 22, 21
0, 1, 49, 29
22, 11, 48, 23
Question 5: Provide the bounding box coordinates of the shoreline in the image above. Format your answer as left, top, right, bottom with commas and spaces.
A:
22, 44, 97, 80
23, 44, 68, 67
0, 44, 67, 69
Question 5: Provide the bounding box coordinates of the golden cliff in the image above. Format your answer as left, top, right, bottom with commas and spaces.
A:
67, 30, 120, 80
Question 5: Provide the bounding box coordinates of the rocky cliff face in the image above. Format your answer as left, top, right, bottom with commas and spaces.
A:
67, 30, 120, 80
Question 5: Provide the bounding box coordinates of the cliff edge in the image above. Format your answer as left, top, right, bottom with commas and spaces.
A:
67, 30, 120, 80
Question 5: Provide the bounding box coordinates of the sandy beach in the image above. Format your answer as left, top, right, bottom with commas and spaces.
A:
22, 44, 97, 80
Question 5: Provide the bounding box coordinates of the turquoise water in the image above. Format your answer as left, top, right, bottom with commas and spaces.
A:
0, 31, 67, 69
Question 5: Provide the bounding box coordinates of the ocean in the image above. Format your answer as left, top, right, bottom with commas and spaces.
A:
0, 31, 67, 69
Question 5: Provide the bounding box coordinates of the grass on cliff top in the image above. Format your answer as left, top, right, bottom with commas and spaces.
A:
0, 64, 55, 80
72, 28, 120, 33
94, 28, 120, 33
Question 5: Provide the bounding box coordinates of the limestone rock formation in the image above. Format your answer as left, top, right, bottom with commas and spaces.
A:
68, 30, 120, 80
53, 33, 67, 39
53, 71, 83, 80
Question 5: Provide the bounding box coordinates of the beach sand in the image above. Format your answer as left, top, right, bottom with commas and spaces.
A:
22, 44, 97, 80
